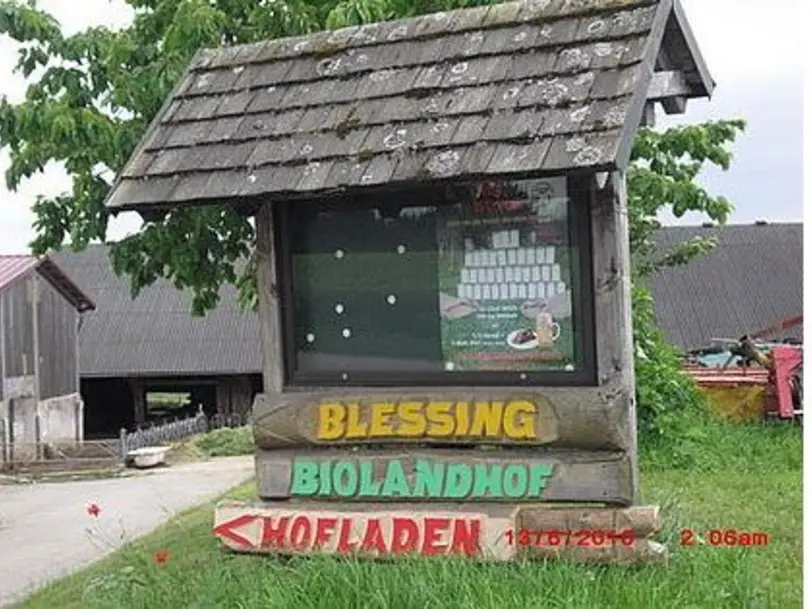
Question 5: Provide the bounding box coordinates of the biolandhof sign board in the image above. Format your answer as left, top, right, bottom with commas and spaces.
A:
214, 398, 667, 564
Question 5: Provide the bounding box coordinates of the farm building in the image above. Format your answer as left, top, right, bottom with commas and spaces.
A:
55, 222, 801, 436
0, 255, 95, 462
649, 222, 803, 351
51, 244, 262, 438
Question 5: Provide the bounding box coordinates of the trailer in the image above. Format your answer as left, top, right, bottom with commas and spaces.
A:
683, 316, 803, 424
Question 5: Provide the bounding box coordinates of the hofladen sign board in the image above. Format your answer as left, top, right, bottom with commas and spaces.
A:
101, 0, 713, 568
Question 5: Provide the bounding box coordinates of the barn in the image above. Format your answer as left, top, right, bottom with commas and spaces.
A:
0, 255, 95, 463
52, 244, 262, 438
650, 222, 803, 350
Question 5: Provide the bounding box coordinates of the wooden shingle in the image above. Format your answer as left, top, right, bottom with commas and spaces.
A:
107, 0, 713, 212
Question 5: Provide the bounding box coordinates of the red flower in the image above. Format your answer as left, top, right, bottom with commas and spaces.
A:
153, 549, 170, 565
87, 503, 101, 518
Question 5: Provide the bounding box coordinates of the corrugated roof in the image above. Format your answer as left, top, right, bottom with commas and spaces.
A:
51, 222, 799, 377
51, 245, 261, 377
0, 254, 96, 312
0, 255, 40, 290
105, 0, 712, 212
648, 223, 803, 351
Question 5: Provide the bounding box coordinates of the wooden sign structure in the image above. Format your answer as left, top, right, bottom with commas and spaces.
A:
103, 0, 714, 565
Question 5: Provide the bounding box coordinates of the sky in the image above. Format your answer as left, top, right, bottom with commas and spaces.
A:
0, 0, 805, 254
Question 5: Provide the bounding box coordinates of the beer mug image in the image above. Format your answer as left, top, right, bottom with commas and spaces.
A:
535, 311, 560, 346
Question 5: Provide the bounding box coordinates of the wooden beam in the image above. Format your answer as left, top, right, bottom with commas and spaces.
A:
252, 391, 634, 452
128, 378, 145, 425
31, 273, 42, 410
1, 291, 5, 399
639, 101, 656, 128
591, 173, 638, 501
255, 204, 284, 394
213, 501, 667, 565
650, 16, 690, 112
647, 70, 691, 107
216, 379, 231, 415
254, 448, 634, 505
654, 43, 689, 115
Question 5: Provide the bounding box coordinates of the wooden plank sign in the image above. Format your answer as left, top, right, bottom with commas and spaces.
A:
213, 501, 667, 565
254, 397, 558, 447
256, 449, 634, 505
252, 389, 636, 451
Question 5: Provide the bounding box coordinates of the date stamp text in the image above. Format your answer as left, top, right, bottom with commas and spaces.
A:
505, 528, 637, 547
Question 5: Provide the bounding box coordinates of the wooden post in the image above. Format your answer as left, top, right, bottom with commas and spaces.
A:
0, 291, 5, 400
613, 172, 639, 499
588, 172, 638, 501
216, 379, 231, 415
233, 377, 253, 417
74, 311, 81, 398
129, 379, 145, 425
31, 276, 40, 418
255, 204, 284, 394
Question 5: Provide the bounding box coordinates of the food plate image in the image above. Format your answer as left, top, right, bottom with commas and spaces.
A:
506, 328, 539, 350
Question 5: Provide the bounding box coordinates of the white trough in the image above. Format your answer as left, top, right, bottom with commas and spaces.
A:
127, 446, 170, 468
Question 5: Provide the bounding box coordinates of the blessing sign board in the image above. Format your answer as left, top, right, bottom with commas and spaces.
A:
251, 393, 634, 452
252, 397, 560, 447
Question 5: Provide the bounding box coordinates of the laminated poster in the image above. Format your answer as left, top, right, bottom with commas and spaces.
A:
436, 178, 577, 372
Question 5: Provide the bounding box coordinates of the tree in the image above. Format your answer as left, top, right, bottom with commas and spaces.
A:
1, 0, 493, 314
626, 120, 746, 444
1, 0, 745, 440
0, 0, 744, 309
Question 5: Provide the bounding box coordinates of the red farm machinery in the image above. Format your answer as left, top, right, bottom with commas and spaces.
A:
683, 315, 803, 424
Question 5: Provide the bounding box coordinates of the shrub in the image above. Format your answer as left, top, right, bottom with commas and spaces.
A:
632, 284, 711, 460
192, 426, 254, 457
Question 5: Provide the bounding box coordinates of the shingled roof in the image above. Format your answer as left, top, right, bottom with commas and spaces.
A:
106, 0, 712, 213
648, 223, 804, 351
51, 245, 261, 377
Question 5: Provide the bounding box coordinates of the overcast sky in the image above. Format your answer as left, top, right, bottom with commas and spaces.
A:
0, 0, 805, 254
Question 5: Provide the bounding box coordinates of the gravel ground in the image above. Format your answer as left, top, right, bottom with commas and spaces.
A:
0, 455, 254, 607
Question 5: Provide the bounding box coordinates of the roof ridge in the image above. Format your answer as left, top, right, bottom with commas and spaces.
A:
193, 0, 662, 71
657, 222, 803, 229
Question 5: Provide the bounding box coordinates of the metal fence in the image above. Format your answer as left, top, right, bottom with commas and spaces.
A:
0, 436, 123, 473
119, 407, 250, 459
0, 408, 250, 471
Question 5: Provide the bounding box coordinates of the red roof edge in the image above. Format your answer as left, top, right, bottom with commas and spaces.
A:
0, 254, 96, 313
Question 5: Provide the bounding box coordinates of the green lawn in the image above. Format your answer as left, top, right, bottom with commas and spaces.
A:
20, 421, 802, 609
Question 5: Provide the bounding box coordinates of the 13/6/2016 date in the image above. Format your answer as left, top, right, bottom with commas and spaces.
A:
505, 528, 636, 547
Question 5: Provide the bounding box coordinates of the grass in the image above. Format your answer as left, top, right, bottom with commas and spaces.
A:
166, 426, 255, 464
19, 419, 802, 609
146, 392, 191, 407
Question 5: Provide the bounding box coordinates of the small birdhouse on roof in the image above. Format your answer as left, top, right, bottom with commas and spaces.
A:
108, 0, 715, 565
105, 0, 711, 214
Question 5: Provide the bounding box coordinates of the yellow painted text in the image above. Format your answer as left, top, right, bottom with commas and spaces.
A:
316, 401, 537, 441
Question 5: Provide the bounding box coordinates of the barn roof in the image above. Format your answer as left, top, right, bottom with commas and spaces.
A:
0, 255, 96, 313
50, 245, 260, 377
52, 223, 799, 378
648, 223, 804, 351
106, 0, 712, 213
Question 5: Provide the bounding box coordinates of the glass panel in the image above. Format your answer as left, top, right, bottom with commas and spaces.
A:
287, 177, 583, 377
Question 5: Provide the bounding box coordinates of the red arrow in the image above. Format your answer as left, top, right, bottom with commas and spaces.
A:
213, 514, 258, 548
